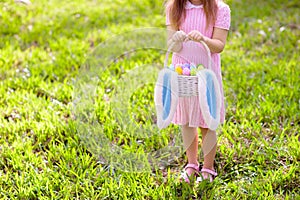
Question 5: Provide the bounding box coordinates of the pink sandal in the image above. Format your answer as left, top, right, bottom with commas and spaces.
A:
181, 164, 200, 183
196, 168, 217, 183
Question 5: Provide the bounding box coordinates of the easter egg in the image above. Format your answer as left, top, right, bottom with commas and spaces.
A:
175, 66, 183, 75
175, 63, 182, 68
182, 68, 190, 76
197, 64, 204, 70
182, 63, 190, 69
190, 63, 197, 69
190, 68, 197, 76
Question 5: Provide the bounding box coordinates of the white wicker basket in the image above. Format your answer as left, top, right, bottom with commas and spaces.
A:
164, 41, 212, 97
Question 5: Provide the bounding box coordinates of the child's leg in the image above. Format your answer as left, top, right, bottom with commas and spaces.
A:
182, 125, 199, 174
200, 128, 217, 171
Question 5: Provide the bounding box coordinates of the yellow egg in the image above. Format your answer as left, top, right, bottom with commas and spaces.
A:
175, 66, 183, 75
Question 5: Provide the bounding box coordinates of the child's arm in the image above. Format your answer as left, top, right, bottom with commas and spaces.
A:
188, 28, 229, 53
203, 28, 229, 53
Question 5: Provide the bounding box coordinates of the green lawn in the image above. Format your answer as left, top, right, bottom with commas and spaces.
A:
0, 0, 299, 199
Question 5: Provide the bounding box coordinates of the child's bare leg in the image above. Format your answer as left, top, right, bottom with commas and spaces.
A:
200, 128, 217, 173
182, 125, 199, 174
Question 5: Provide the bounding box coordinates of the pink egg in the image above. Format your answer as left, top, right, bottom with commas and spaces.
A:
182, 68, 190, 76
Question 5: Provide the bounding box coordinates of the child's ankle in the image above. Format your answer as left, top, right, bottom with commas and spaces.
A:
188, 161, 199, 168
202, 165, 214, 171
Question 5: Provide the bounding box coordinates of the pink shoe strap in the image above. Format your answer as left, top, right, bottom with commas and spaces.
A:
201, 168, 217, 176
184, 164, 199, 171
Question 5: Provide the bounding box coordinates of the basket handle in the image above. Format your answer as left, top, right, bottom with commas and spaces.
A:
164, 40, 212, 70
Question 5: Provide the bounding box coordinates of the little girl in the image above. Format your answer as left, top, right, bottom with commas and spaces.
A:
165, 0, 231, 182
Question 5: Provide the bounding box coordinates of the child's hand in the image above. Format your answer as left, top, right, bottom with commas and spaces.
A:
187, 30, 204, 42
171, 31, 188, 43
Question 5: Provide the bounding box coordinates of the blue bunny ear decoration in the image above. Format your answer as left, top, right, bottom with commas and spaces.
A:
197, 69, 221, 131
154, 68, 179, 130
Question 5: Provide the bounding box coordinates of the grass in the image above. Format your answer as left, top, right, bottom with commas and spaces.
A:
0, 0, 299, 199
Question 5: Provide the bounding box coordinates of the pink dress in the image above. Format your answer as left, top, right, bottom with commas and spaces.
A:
166, 0, 231, 128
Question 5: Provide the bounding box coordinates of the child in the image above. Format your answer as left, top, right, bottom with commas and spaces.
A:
165, 0, 231, 182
